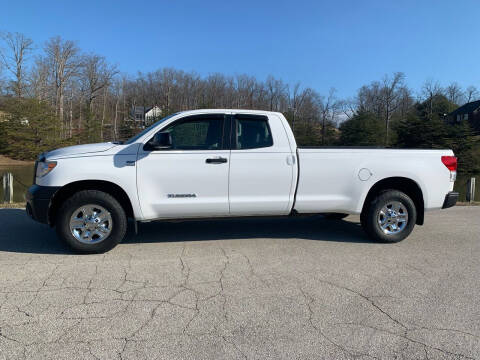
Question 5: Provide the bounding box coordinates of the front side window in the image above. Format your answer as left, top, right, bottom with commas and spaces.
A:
233, 115, 273, 150
161, 114, 225, 150
125, 113, 178, 144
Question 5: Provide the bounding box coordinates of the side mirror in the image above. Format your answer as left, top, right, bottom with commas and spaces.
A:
147, 132, 172, 150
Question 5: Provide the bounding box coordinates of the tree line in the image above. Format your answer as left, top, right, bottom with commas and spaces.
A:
0, 31, 478, 172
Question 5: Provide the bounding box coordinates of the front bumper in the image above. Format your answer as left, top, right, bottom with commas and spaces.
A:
26, 185, 60, 225
442, 191, 459, 209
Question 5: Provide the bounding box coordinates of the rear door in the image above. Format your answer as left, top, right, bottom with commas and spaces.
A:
228, 114, 296, 215
136, 113, 230, 220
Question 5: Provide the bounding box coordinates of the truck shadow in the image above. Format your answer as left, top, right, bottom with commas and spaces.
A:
127, 216, 371, 245
0, 209, 371, 255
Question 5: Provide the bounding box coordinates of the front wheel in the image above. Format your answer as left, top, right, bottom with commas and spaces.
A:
56, 190, 127, 253
362, 190, 416, 243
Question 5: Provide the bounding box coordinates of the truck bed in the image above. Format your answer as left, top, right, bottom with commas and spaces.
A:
294, 148, 455, 214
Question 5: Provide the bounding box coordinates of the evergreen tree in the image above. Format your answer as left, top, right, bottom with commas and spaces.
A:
82, 107, 102, 143
338, 112, 385, 146
445, 120, 478, 173
395, 94, 478, 172
0, 98, 70, 159
395, 112, 448, 149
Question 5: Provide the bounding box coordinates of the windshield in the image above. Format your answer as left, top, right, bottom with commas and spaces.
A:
124, 113, 179, 144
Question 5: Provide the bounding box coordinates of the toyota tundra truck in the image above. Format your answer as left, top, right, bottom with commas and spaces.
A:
26, 109, 459, 253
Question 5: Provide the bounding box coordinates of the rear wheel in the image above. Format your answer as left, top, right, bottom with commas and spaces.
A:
56, 190, 127, 253
362, 190, 416, 243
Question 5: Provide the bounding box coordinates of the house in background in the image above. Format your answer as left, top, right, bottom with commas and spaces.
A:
0, 110, 29, 125
0, 110, 7, 122
129, 106, 162, 127
448, 100, 480, 132
145, 106, 162, 125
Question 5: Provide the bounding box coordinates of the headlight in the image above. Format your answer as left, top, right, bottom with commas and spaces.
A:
36, 161, 57, 178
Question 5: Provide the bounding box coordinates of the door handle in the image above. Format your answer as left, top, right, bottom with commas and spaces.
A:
286, 155, 296, 166
206, 157, 228, 164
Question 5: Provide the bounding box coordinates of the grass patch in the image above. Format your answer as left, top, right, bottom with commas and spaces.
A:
456, 201, 480, 206
0, 155, 34, 166
0, 202, 26, 208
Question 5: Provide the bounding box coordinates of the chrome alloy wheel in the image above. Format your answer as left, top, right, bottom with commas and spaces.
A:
377, 201, 408, 235
69, 204, 113, 244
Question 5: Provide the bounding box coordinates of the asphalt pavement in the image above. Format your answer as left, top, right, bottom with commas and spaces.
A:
0, 207, 479, 359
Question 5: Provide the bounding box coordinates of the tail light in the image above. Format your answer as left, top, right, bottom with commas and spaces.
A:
441, 156, 457, 181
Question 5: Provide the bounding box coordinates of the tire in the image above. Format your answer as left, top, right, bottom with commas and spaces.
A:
362, 190, 416, 243
56, 190, 127, 253
322, 213, 349, 220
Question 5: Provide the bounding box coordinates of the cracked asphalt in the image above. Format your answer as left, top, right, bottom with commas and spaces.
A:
0, 206, 479, 359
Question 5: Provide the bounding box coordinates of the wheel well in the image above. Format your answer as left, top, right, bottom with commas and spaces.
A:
49, 180, 134, 226
362, 177, 425, 225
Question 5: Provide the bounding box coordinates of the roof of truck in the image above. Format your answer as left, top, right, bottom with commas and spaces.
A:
176, 109, 284, 116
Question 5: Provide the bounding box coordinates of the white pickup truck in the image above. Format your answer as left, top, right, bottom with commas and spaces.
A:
26, 109, 459, 253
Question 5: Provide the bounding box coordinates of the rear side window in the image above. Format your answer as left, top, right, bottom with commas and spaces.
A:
233, 115, 273, 150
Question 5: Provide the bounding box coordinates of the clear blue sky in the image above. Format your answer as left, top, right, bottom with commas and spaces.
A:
1, 0, 479, 98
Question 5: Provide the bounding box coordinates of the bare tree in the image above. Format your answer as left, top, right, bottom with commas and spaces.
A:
81, 54, 117, 139
395, 86, 413, 121
111, 79, 124, 140
265, 75, 287, 111
289, 82, 310, 130
357, 82, 383, 118
356, 72, 405, 145
44, 36, 80, 135
319, 88, 340, 145
29, 57, 51, 101
446, 82, 464, 105
421, 79, 444, 115
0, 59, 5, 95
236, 74, 257, 108
380, 72, 405, 146
465, 86, 479, 103
0, 32, 34, 97
338, 98, 356, 121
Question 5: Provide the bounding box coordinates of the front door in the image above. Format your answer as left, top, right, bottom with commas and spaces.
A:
136, 113, 230, 220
